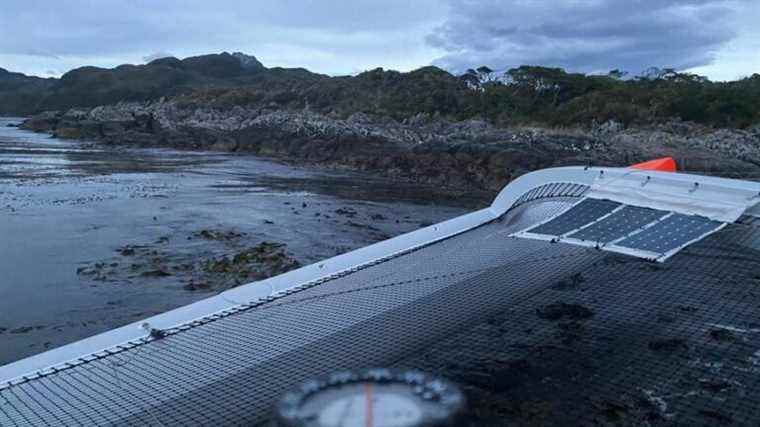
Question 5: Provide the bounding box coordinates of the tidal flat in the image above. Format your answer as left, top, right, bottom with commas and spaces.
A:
0, 117, 482, 364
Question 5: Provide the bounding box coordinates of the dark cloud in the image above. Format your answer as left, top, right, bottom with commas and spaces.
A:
0, 0, 444, 57
0, 0, 447, 76
428, 0, 749, 74
1, 0, 754, 79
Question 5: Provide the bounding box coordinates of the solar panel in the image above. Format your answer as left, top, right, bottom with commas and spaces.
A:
614, 213, 724, 256
566, 205, 669, 243
528, 198, 621, 236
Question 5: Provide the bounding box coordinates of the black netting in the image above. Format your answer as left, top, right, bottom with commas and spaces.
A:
1, 192, 759, 427
511, 182, 589, 208
399, 224, 760, 426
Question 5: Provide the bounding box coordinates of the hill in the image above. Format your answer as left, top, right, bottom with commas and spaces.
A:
0, 67, 56, 115
0, 52, 269, 115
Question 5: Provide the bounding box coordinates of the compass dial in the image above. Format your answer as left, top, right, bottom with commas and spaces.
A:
275, 369, 466, 427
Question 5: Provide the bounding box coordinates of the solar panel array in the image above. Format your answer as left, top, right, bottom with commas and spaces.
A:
517, 198, 726, 261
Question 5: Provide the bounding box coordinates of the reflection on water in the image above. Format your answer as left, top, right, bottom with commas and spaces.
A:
0, 117, 486, 365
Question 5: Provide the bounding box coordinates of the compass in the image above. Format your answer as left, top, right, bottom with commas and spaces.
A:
274, 368, 466, 427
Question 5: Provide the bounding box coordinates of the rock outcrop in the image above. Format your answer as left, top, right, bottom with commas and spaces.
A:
21, 102, 760, 192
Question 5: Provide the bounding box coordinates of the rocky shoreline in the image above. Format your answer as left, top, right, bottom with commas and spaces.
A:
21, 101, 760, 192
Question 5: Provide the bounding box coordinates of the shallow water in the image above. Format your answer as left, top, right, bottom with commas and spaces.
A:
0, 117, 485, 365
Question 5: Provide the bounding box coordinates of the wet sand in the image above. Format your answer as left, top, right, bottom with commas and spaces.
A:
0, 117, 482, 365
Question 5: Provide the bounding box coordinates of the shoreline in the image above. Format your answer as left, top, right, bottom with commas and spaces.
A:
19, 102, 760, 192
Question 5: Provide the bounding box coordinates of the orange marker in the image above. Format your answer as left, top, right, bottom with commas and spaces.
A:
630, 157, 677, 173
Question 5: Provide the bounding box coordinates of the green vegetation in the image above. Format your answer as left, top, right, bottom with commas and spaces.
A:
176, 65, 760, 129
2, 52, 759, 129
468, 66, 760, 129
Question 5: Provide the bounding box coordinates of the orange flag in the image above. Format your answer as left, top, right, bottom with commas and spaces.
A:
630, 157, 677, 172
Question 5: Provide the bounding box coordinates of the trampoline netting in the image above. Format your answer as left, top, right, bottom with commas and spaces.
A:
1, 186, 759, 426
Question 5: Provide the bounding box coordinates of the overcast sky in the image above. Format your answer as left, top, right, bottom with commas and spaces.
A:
0, 0, 757, 81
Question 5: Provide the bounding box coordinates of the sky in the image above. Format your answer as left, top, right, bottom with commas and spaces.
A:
0, 0, 757, 81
